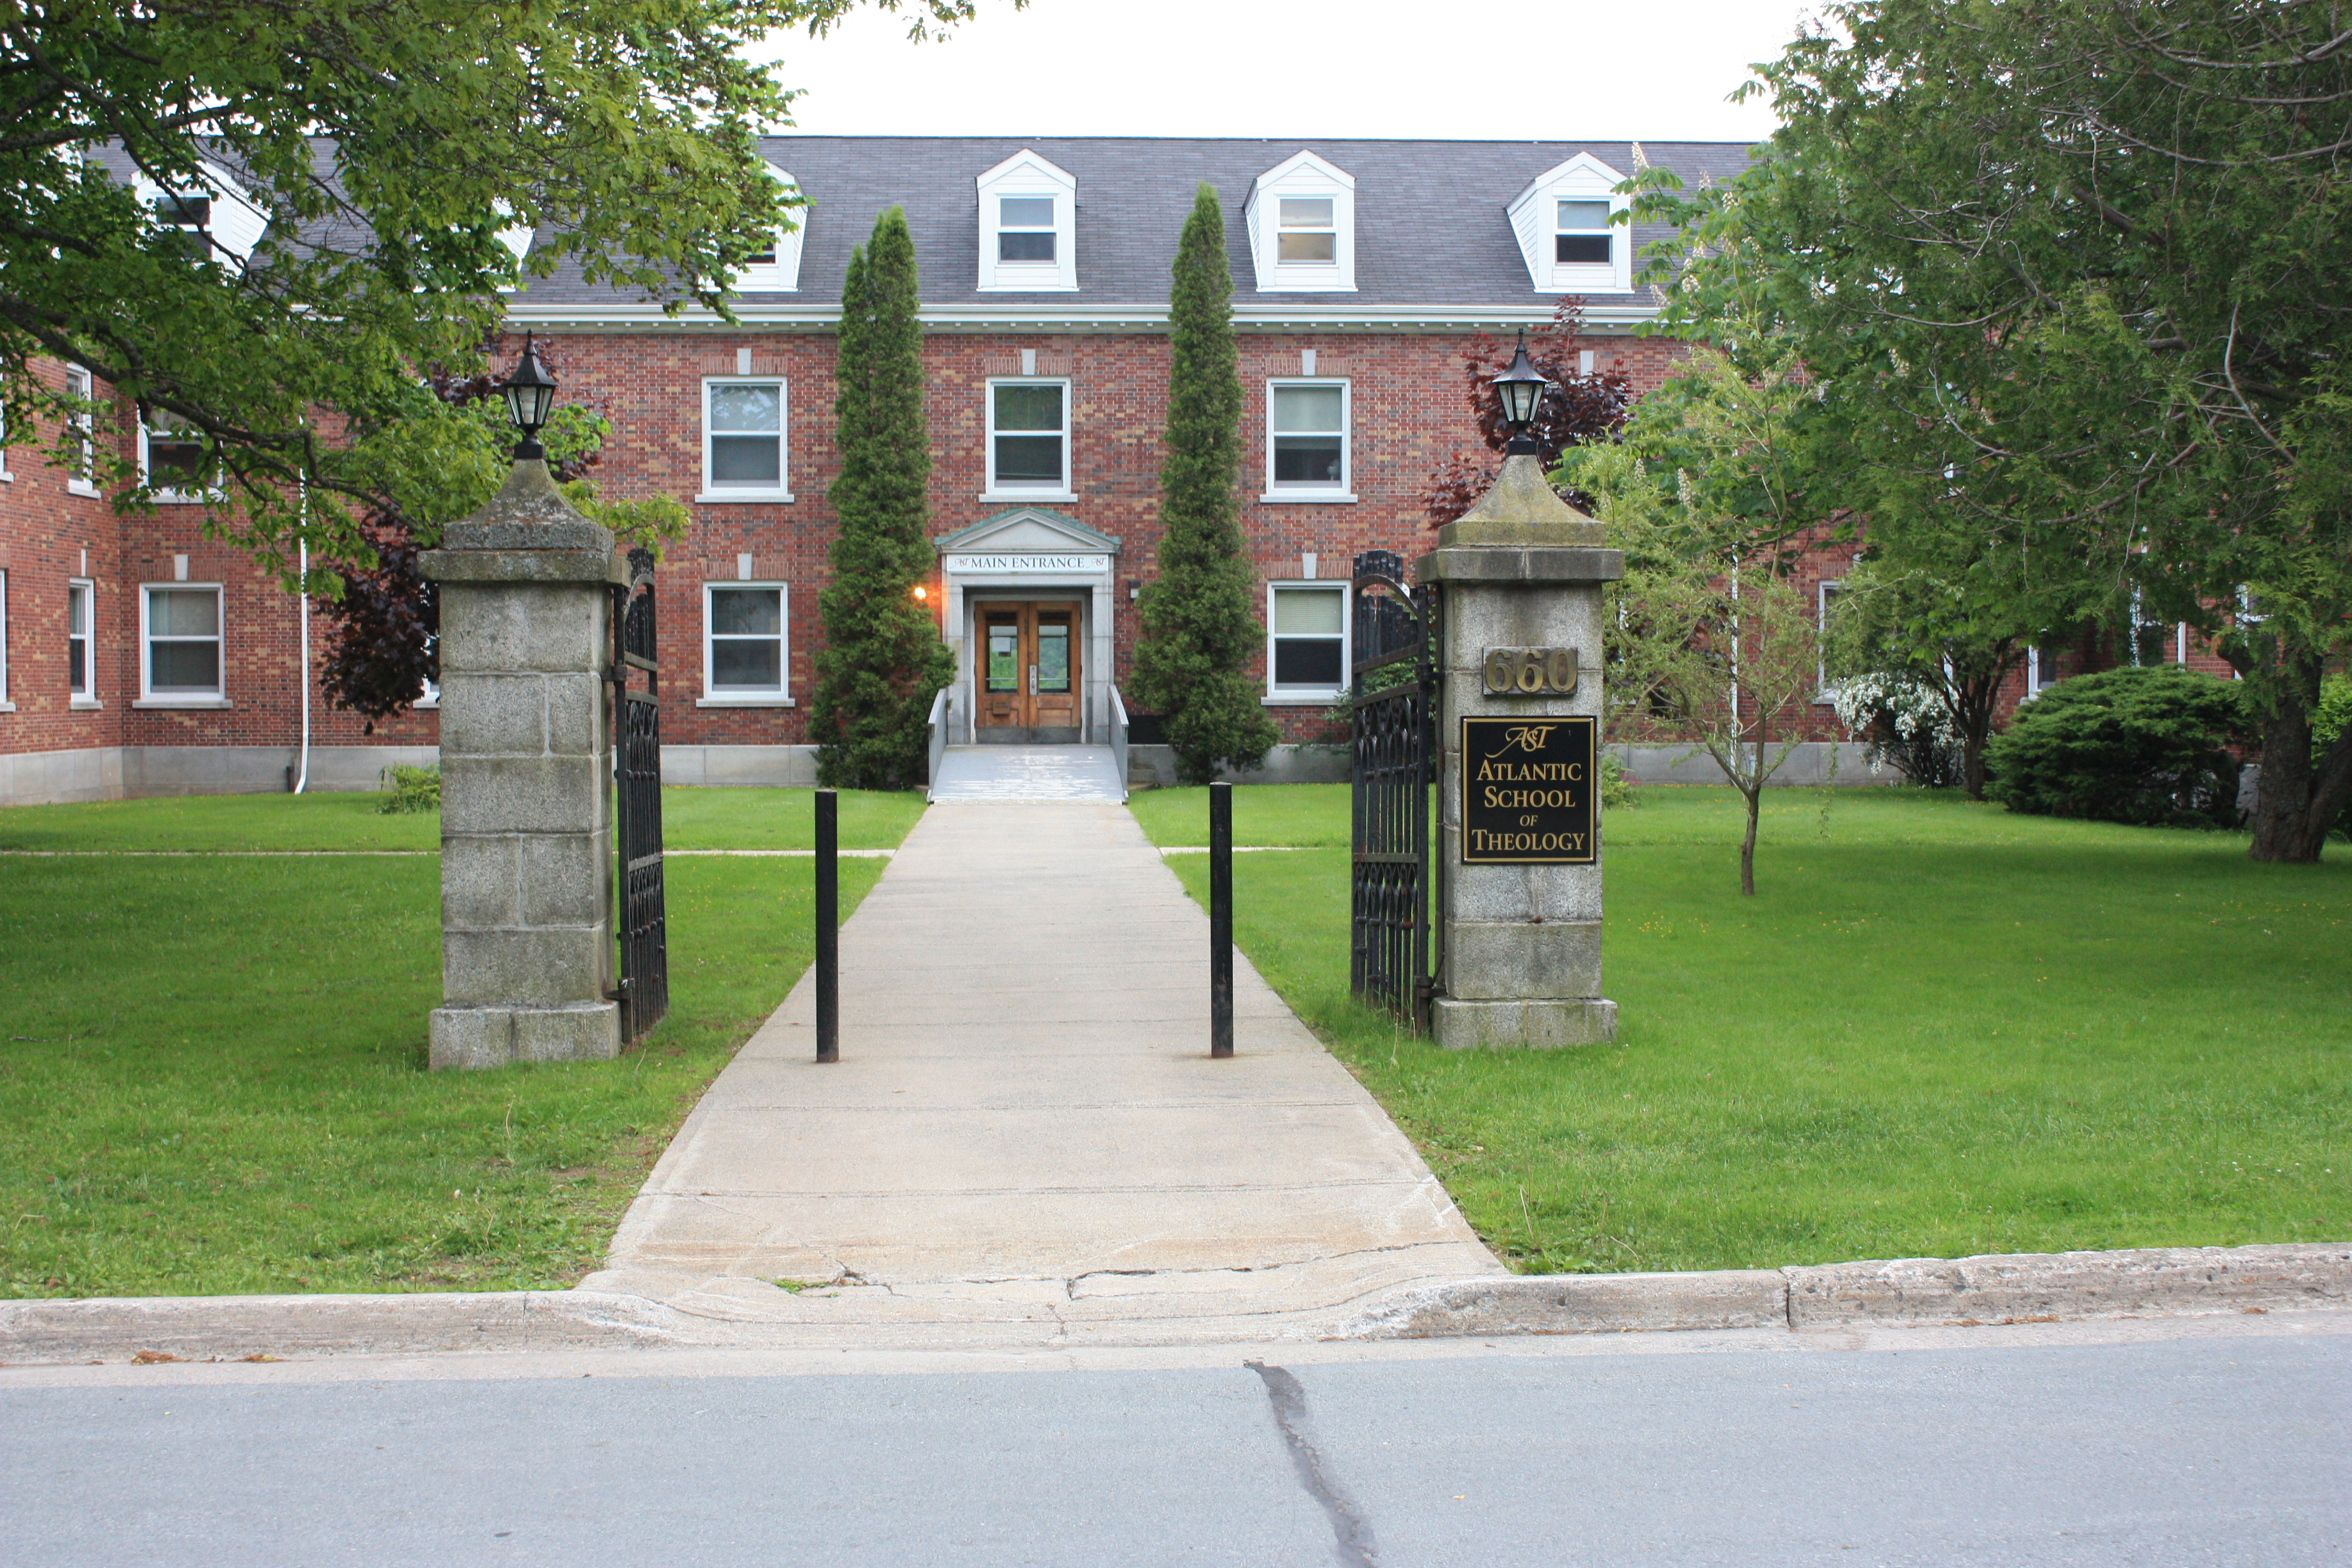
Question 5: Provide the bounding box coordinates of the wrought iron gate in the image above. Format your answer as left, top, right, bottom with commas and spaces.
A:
1349, 550, 1439, 1025
612, 548, 668, 1041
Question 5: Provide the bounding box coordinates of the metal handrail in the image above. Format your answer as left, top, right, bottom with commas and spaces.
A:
925, 686, 950, 802
1110, 684, 1131, 803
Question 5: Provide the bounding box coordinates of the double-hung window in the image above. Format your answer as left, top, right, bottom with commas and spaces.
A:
68, 579, 94, 703
141, 584, 224, 703
702, 582, 790, 703
1265, 380, 1350, 499
1555, 200, 1614, 265
1266, 582, 1348, 701
1277, 199, 1337, 264
700, 379, 789, 500
2027, 640, 2065, 696
140, 415, 208, 501
1816, 580, 1844, 699
997, 198, 1057, 264
986, 380, 1070, 495
64, 366, 98, 496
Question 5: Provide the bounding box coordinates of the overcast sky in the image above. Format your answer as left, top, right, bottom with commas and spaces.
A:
754, 0, 1821, 143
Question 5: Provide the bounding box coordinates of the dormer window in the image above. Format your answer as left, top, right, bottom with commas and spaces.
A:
135, 163, 265, 269
1245, 152, 1355, 293
154, 194, 211, 261
733, 166, 807, 292
1509, 154, 1632, 294
998, 197, 1057, 263
1277, 199, 1336, 264
976, 150, 1077, 292
1555, 200, 1613, 265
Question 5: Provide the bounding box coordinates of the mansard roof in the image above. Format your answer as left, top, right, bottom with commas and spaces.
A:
509, 136, 1755, 329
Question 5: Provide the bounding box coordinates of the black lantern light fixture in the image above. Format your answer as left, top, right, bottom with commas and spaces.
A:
501, 331, 558, 460
1491, 330, 1550, 455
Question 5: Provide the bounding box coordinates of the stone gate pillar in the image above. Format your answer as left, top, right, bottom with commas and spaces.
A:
419, 459, 625, 1069
1415, 453, 1624, 1049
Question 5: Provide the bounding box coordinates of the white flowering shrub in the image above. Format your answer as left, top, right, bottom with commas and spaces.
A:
1832, 673, 1965, 787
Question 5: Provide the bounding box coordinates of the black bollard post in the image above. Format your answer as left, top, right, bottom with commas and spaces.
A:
815, 788, 839, 1063
1210, 780, 1234, 1059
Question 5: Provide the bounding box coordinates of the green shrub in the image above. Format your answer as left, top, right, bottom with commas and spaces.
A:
377, 763, 441, 814
2318, 673, 2352, 840
1600, 749, 1636, 809
1985, 666, 2246, 827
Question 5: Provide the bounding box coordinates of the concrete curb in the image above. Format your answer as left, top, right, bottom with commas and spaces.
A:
6, 1244, 2346, 1365
1347, 1243, 2352, 1340
0, 1289, 705, 1364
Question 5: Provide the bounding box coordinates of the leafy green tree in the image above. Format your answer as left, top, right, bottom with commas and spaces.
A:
812, 209, 953, 790
1130, 184, 1277, 784
1, 0, 989, 583
1630, 0, 2352, 861
1560, 335, 1825, 895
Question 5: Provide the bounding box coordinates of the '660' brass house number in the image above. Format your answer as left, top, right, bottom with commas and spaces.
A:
1482, 646, 1579, 696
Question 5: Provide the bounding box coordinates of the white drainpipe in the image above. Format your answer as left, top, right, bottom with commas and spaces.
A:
292, 486, 311, 794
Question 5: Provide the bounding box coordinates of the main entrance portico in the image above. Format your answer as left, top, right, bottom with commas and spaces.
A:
935, 508, 1120, 745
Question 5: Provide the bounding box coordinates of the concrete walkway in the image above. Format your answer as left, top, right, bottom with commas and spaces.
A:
582, 800, 1502, 1346
928, 744, 1126, 802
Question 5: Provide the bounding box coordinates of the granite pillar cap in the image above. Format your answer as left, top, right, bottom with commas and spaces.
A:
418, 457, 623, 585
1435, 452, 1604, 549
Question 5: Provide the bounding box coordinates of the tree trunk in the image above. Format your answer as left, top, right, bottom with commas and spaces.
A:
1739, 784, 1760, 895
2247, 673, 2352, 864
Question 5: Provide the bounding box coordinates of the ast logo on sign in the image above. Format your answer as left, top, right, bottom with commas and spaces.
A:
1460, 715, 1597, 864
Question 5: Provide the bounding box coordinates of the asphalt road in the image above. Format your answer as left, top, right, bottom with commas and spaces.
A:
6, 1316, 2346, 1567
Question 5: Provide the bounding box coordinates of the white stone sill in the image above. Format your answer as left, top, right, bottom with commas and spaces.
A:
67, 482, 102, 499
977, 490, 1078, 504
694, 491, 794, 505
0, 701, 14, 712
1263, 692, 1344, 706
133, 698, 232, 709
695, 695, 796, 708
1257, 492, 1358, 505
70, 698, 102, 710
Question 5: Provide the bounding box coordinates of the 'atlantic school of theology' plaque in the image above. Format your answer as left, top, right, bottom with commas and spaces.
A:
1460, 716, 1597, 864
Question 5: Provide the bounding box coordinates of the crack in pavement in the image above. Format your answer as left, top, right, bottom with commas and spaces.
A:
1247, 1359, 1378, 1568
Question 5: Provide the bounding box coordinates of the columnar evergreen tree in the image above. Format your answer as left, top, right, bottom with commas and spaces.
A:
813, 208, 953, 789
1131, 183, 1277, 784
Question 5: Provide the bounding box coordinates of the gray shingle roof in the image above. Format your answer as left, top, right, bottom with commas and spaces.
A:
514, 136, 1754, 312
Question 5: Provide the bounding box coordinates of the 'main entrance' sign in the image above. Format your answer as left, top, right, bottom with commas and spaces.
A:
1460, 716, 1597, 864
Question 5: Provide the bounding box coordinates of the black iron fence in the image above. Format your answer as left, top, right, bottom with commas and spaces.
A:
612, 548, 668, 1042
1349, 550, 1439, 1025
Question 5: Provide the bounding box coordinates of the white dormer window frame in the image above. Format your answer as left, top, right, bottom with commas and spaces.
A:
137, 412, 216, 504
976, 150, 1078, 293
134, 161, 266, 269
735, 166, 807, 293
1507, 153, 1634, 295
1244, 152, 1356, 293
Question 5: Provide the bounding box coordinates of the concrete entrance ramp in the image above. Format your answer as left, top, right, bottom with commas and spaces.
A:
583, 799, 1503, 1346
928, 744, 1126, 802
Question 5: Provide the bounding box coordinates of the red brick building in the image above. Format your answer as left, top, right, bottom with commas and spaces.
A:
0, 137, 2236, 803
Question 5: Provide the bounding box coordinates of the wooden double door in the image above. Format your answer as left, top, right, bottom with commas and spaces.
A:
977, 601, 1082, 743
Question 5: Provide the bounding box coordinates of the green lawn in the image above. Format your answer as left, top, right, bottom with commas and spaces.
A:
1141, 783, 2351, 1273
0, 788, 918, 1298
0, 785, 927, 853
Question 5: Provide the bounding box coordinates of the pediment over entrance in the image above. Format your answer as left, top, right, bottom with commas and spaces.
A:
934, 508, 1121, 558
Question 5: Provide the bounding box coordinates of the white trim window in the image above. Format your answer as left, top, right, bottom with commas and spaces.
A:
2026, 641, 2065, 698
68, 578, 95, 704
734, 166, 807, 292
1264, 380, 1352, 500
976, 150, 1079, 292
701, 581, 791, 704
1244, 151, 1356, 293
1265, 581, 1348, 701
1507, 153, 1634, 294
138, 413, 210, 502
64, 364, 99, 496
985, 379, 1071, 496
1815, 579, 1843, 700
699, 378, 790, 502
134, 163, 265, 268
140, 583, 224, 703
